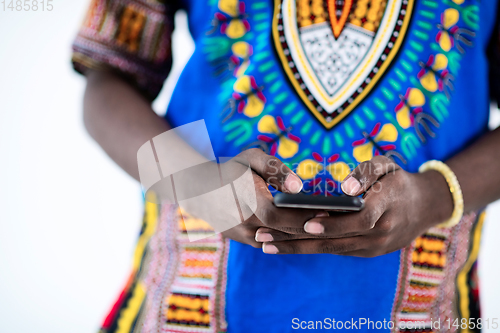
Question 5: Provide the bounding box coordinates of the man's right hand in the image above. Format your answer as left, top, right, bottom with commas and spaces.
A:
221, 148, 326, 248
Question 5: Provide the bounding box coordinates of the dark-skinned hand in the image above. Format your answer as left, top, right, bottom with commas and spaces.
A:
220, 148, 327, 247
254, 156, 453, 257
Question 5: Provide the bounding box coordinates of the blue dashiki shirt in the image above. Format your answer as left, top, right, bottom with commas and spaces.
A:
72, 0, 494, 332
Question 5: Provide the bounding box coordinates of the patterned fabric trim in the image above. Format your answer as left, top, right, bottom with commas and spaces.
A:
99, 194, 160, 333
160, 208, 229, 332
71, 0, 177, 100
98, 198, 229, 333
456, 212, 484, 333
391, 211, 485, 333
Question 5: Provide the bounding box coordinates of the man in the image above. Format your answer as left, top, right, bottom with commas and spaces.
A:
73, 0, 499, 331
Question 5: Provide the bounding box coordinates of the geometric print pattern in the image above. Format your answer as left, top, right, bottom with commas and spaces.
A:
71, 0, 487, 331
72, 0, 178, 100
98, 198, 229, 333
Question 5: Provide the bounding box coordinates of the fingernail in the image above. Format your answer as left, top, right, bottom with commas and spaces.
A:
255, 233, 273, 242
304, 221, 324, 234
263, 244, 279, 254
342, 176, 361, 195
315, 211, 329, 217
285, 173, 303, 194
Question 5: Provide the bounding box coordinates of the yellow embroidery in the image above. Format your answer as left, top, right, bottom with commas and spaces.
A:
419, 54, 449, 92
296, 159, 350, 182
353, 124, 398, 162
257, 115, 299, 158
396, 88, 426, 129
234, 76, 265, 118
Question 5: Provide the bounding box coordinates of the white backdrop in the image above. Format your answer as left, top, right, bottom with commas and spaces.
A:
0, 1, 499, 332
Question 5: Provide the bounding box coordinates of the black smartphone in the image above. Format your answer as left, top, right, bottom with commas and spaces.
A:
273, 193, 364, 212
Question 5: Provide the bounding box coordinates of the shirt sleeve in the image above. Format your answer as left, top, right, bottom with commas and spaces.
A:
71, 0, 179, 100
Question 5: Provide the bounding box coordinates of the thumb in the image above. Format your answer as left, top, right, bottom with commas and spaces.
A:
239, 148, 303, 194
341, 155, 400, 196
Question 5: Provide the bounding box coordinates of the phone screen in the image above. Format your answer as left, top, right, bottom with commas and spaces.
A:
273, 193, 364, 212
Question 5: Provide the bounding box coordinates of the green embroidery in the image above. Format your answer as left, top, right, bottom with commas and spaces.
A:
400, 60, 413, 72
430, 94, 450, 122
274, 92, 288, 104
381, 88, 395, 101
341, 151, 355, 165
442, 1, 479, 30
253, 13, 268, 21
223, 120, 253, 145
416, 20, 433, 30
322, 137, 331, 155
283, 101, 297, 115
405, 50, 419, 63
251, 2, 267, 10
388, 79, 402, 92
258, 61, 274, 72
395, 69, 408, 82
300, 120, 313, 135
384, 112, 421, 160
254, 22, 269, 31
422, 0, 438, 8
374, 97, 387, 110
353, 114, 366, 129
447, 51, 462, 73
462, 5, 480, 30
362, 106, 376, 121
310, 130, 322, 145
409, 40, 424, 52
289, 149, 312, 165
345, 124, 354, 138
419, 10, 436, 19
413, 30, 429, 41
264, 72, 279, 83
269, 80, 283, 93
254, 51, 270, 61
291, 110, 305, 124
334, 132, 344, 147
